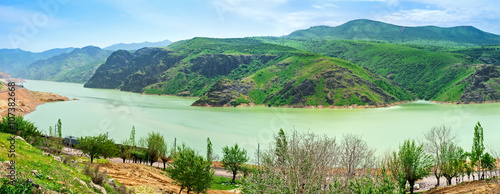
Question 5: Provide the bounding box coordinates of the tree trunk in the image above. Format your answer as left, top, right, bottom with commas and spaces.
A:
232, 170, 237, 183
187, 188, 191, 194
122, 158, 125, 163
434, 173, 440, 187
163, 161, 166, 170
179, 186, 183, 194
90, 156, 94, 163
446, 177, 452, 186
409, 180, 415, 194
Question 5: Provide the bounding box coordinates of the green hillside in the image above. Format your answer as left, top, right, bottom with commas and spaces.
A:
287, 19, 500, 47
85, 37, 414, 107
17, 46, 113, 83
0, 48, 74, 75
256, 37, 500, 103
0, 132, 98, 193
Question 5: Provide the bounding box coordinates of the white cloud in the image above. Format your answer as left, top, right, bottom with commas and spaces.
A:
0, 6, 38, 23
313, 3, 339, 9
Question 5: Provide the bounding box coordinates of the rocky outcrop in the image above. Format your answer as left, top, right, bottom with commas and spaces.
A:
193, 56, 414, 107
459, 65, 500, 103
192, 79, 255, 107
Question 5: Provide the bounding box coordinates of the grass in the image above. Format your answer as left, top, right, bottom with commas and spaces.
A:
210, 175, 242, 190
0, 132, 95, 193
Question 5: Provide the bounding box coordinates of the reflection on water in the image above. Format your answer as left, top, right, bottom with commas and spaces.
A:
23, 80, 500, 160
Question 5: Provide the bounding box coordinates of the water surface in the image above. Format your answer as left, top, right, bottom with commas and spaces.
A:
23, 80, 500, 160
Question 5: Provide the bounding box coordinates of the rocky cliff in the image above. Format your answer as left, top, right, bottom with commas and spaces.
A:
86, 37, 415, 107
458, 65, 500, 103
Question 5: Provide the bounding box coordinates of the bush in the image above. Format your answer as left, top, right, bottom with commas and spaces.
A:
83, 165, 107, 186
0, 177, 36, 194
0, 116, 42, 145
63, 155, 76, 166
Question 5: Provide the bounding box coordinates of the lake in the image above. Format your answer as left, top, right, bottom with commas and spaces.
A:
23, 80, 500, 160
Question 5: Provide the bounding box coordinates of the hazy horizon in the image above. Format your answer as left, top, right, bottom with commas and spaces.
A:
1, 0, 499, 52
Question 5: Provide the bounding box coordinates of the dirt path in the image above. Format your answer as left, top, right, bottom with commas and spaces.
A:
61, 147, 239, 193
62, 147, 499, 193
424, 180, 500, 194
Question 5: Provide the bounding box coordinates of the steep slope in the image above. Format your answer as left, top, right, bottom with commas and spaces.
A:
256, 38, 500, 103
104, 39, 172, 51
17, 46, 113, 83
450, 46, 500, 66
0, 48, 74, 75
86, 37, 414, 107
193, 54, 414, 107
287, 19, 500, 47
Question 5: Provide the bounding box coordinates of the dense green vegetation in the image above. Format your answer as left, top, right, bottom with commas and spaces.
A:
287, 19, 500, 47
17, 46, 112, 83
86, 37, 414, 107
256, 37, 500, 102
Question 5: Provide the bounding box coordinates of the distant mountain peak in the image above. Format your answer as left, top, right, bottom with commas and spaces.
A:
287, 19, 500, 47
104, 39, 172, 51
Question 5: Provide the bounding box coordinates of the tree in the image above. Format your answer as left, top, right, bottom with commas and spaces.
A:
339, 134, 376, 183
49, 126, 53, 136
423, 126, 457, 187
129, 125, 136, 147
395, 139, 433, 194
167, 144, 214, 194
78, 134, 118, 163
222, 143, 249, 184
145, 131, 167, 166
471, 122, 485, 180
441, 143, 463, 185
56, 119, 62, 138
119, 139, 132, 163
243, 130, 339, 193
480, 152, 496, 179
207, 137, 213, 162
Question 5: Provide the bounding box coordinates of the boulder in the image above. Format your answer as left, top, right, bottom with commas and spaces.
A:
90, 181, 106, 194
73, 177, 88, 189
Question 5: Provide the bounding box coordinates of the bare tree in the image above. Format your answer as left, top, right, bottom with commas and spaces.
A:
339, 134, 376, 183
243, 129, 339, 193
423, 126, 458, 187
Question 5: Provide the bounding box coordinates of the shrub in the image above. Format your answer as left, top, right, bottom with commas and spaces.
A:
83, 165, 107, 186
0, 116, 42, 145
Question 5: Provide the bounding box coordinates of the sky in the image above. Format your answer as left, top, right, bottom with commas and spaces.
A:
1, 0, 499, 52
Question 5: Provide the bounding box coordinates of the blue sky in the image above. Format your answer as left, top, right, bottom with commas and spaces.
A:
1, 0, 499, 52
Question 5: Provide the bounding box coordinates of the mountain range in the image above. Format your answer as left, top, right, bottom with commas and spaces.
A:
0, 48, 75, 75
17, 46, 113, 83
287, 19, 500, 47
104, 40, 172, 51
6, 19, 500, 107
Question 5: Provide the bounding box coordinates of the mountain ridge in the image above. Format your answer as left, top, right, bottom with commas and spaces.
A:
287, 19, 500, 47
85, 37, 415, 107
17, 46, 113, 83
104, 40, 172, 51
